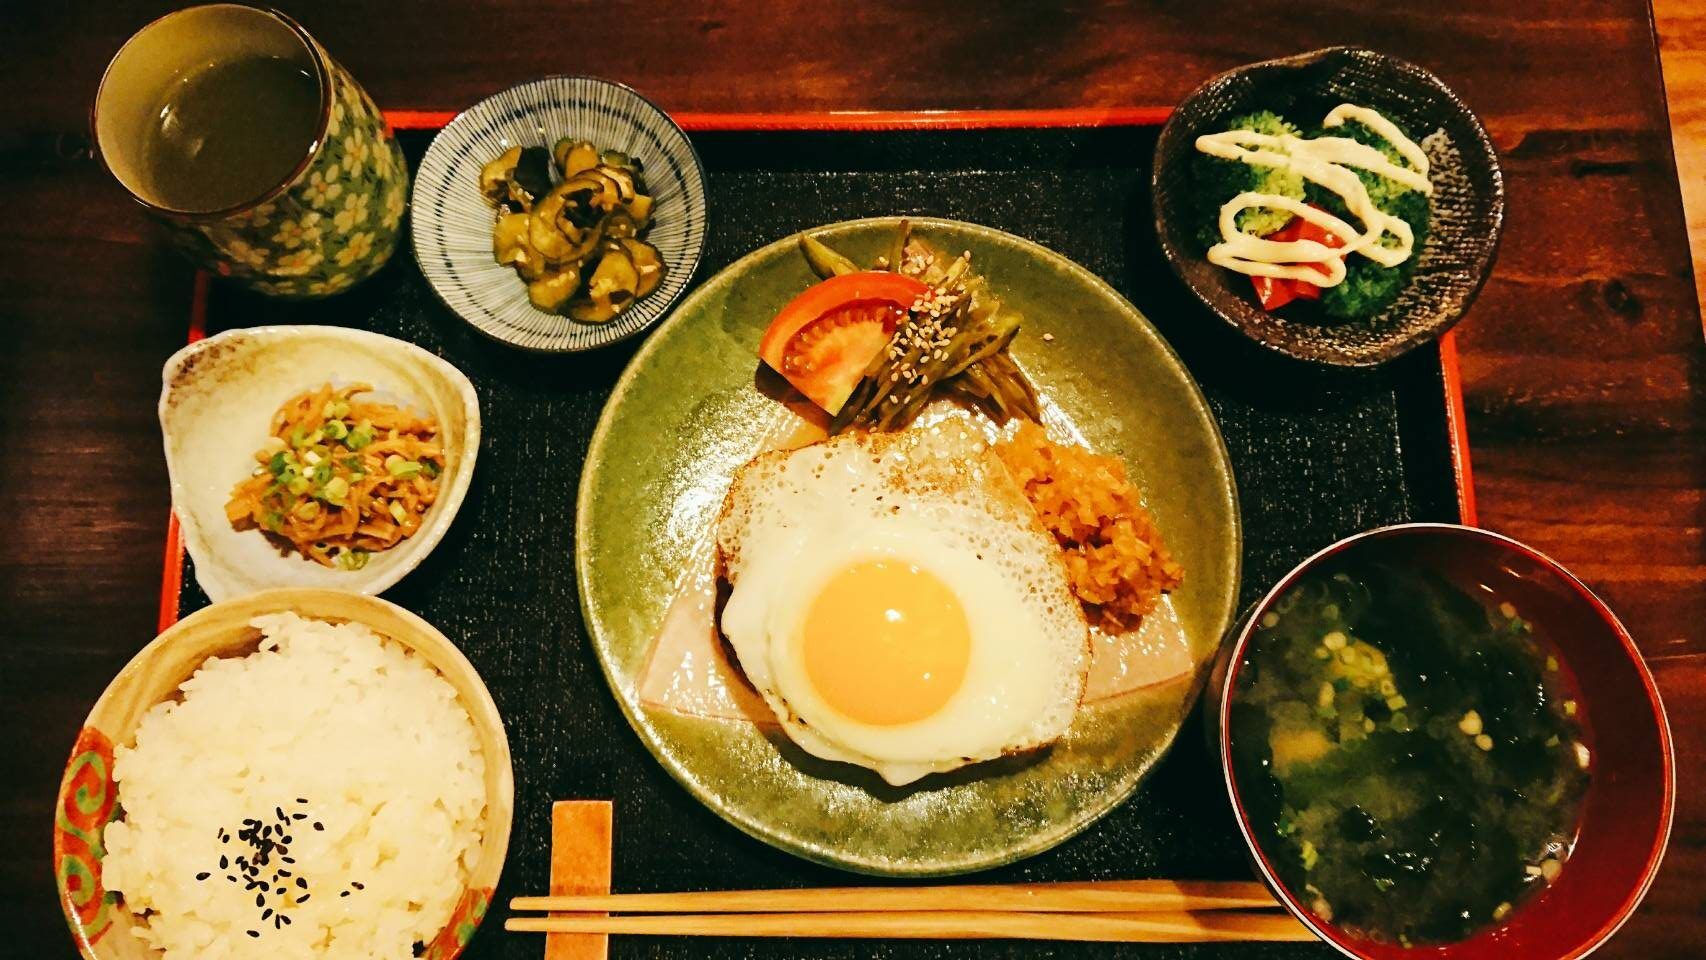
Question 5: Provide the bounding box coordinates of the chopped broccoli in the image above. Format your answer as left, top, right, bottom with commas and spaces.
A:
1319, 119, 1422, 209
1308, 118, 1433, 320
1193, 110, 1307, 243
1320, 259, 1409, 319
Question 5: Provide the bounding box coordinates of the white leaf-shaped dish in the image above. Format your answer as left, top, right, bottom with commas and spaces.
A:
160, 326, 481, 601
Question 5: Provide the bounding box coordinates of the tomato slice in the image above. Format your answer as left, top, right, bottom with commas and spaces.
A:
1280, 213, 1346, 299
1251, 274, 1301, 311
759, 271, 929, 414
1248, 210, 1346, 309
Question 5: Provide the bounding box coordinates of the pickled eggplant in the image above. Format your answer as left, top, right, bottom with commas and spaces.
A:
619, 237, 664, 297
567, 244, 641, 323
527, 266, 580, 312
553, 138, 600, 177
478, 145, 551, 210
478, 138, 667, 320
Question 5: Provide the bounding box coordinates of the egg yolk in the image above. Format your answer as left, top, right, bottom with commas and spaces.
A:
797, 559, 971, 726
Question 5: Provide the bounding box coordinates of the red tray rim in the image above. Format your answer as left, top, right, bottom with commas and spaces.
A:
158, 107, 1477, 632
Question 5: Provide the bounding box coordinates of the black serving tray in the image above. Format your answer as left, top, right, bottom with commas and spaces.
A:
170, 118, 1469, 959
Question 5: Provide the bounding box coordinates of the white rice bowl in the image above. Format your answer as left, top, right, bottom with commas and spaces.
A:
101, 612, 487, 958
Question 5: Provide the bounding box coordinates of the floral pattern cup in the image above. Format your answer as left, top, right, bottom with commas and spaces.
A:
94, 5, 406, 298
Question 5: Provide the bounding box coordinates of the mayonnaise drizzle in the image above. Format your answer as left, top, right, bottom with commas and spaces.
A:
1194, 104, 1431, 287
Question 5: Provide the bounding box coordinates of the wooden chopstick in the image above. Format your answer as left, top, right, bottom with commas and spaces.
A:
505, 909, 1314, 943
511, 879, 1279, 915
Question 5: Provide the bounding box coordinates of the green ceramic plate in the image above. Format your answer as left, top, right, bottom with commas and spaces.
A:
578, 217, 1240, 876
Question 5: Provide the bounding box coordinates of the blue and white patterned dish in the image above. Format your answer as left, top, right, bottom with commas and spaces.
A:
412, 76, 707, 352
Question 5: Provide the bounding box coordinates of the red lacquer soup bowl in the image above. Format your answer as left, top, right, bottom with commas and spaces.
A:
1211, 524, 1674, 959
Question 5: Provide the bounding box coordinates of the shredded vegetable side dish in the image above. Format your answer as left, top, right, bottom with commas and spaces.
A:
224, 383, 444, 568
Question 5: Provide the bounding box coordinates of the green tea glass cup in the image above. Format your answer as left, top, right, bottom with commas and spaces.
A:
94, 4, 407, 297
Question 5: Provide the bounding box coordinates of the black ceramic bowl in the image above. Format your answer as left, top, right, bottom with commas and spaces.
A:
1153, 47, 1505, 367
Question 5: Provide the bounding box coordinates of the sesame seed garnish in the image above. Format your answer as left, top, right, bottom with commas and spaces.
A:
195, 872, 210, 881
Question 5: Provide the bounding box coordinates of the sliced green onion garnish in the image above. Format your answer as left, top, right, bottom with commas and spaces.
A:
268, 451, 289, 477
388, 501, 408, 523
336, 548, 370, 570
385, 455, 422, 479
345, 428, 373, 450
286, 476, 311, 496
421, 459, 440, 479
322, 476, 350, 501
323, 419, 349, 441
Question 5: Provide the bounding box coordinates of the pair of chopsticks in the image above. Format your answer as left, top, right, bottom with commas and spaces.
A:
505, 879, 1314, 943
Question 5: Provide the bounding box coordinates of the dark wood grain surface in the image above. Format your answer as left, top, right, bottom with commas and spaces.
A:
1, 1, 1700, 957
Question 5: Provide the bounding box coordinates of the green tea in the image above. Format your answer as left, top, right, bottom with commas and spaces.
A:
1229, 562, 1590, 946
141, 55, 320, 213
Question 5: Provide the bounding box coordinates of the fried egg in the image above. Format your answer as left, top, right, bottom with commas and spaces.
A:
716, 420, 1090, 786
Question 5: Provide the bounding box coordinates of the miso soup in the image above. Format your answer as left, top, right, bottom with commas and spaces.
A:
1229, 560, 1590, 946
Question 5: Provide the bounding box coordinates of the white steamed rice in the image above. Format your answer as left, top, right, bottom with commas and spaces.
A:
102, 612, 487, 959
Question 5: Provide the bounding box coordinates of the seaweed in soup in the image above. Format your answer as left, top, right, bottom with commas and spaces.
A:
1230, 563, 1590, 946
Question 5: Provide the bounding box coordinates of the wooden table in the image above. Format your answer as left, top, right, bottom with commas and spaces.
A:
2, 1, 1699, 956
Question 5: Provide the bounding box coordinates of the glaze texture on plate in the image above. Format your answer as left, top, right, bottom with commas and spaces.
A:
411, 76, 708, 352
160, 326, 480, 602
577, 217, 1240, 875
1153, 46, 1505, 366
